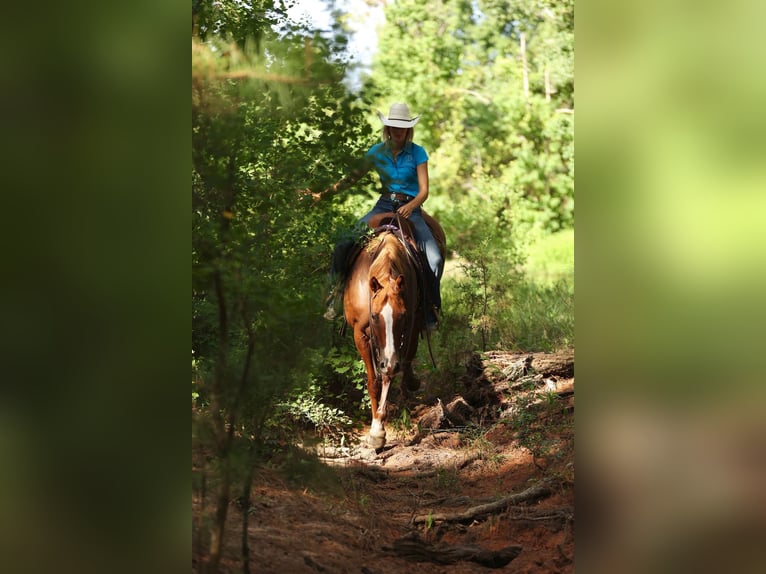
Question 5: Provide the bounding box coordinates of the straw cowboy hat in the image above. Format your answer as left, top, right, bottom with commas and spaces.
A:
377, 103, 420, 128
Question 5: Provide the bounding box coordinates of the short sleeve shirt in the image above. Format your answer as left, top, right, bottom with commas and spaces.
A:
364, 142, 428, 197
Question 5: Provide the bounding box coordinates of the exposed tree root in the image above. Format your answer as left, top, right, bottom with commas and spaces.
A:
412, 480, 554, 525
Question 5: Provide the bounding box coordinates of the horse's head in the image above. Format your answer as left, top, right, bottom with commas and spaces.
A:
369, 271, 409, 379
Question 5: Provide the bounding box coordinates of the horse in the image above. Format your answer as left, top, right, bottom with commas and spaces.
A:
343, 212, 445, 450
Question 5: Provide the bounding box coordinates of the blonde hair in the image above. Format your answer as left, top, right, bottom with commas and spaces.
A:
382, 126, 414, 144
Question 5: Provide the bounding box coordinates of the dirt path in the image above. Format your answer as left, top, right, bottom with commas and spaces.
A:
193, 350, 574, 573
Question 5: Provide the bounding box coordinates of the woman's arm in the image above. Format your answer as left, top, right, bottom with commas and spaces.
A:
398, 161, 429, 218
304, 164, 369, 203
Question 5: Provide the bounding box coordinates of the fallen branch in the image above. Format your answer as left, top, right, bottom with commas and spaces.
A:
507, 506, 574, 525
412, 481, 553, 525
386, 533, 522, 568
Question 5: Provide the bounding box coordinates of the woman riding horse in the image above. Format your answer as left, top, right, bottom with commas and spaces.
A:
305, 103, 446, 448
307, 102, 443, 330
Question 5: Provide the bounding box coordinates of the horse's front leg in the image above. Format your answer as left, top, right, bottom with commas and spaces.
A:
353, 326, 387, 450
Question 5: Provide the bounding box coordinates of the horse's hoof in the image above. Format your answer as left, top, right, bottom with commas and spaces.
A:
367, 432, 386, 451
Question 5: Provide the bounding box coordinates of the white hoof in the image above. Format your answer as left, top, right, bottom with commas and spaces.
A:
367, 430, 386, 451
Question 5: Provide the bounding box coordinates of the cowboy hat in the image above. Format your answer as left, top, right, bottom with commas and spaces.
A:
376, 103, 420, 128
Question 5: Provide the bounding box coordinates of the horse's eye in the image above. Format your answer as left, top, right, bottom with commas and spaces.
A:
371, 313, 378, 321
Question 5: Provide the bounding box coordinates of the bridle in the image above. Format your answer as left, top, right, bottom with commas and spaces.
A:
366, 219, 417, 382
368, 291, 410, 382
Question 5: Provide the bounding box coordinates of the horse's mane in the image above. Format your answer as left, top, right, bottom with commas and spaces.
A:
368, 232, 411, 284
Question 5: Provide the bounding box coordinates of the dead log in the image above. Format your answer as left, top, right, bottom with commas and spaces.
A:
418, 398, 445, 429
412, 480, 553, 525
444, 396, 474, 426
483, 350, 574, 380
531, 350, 574, 378
387, 533, 522, 568
484, 354, 533, 383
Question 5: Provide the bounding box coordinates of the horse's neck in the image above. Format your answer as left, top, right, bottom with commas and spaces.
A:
371, 235, 408, 282
382, 237, 418, 307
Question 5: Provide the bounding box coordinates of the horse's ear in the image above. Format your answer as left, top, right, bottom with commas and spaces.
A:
370, 276, 382, 293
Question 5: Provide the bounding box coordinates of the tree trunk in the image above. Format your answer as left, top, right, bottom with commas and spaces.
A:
206, 466, 231, 574
240, 462, 254, 574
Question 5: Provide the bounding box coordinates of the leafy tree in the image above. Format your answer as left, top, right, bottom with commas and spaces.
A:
192, 2, 377, 570
369, 0, 573, 232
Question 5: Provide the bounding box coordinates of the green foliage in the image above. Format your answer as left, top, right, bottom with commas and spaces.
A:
423, 213, 572, 380
436, 176, 526, 352
327, 346, 366, 382
325, 343, 369, 415
278, 380, 355, 445
370, 0, 574, 233
455, 239, 502, 350
191, 7, 386, 567
192, 1, 378, 450
420, 173, 572, 385
389, 407, 414, 441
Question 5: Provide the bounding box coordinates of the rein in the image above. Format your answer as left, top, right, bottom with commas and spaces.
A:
391, 213, 438, 370
391, 213, 439, 370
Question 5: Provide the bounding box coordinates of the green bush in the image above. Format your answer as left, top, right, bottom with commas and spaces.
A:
278, 380, 355, 445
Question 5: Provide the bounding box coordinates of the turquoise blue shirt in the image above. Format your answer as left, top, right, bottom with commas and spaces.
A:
364, 142, 428, 198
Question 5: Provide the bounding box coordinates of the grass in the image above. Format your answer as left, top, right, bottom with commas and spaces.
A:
512, 228, 574, 351
524, 228, 574, 288
497, 280, 574, 352
438, 228, 573, 354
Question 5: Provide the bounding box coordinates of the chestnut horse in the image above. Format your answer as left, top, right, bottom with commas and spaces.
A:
343, 213, 445, 450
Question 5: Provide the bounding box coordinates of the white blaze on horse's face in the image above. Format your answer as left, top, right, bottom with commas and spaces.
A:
380, 301, 396, 374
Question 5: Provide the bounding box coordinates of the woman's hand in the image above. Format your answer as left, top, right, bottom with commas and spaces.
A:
397, 202, 415, 218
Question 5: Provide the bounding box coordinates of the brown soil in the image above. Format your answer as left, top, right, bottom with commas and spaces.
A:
193, 350, 574, 573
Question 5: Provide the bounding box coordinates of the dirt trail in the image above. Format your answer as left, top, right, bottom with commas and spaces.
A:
193, 350, 574, 574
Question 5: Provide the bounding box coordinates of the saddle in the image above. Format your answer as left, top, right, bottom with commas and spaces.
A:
333, 211, 445, 280
366, 211, 446, 258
